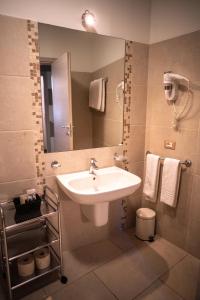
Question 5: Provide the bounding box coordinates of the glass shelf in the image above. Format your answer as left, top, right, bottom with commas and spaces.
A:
10, 248, 60, 290
5, 223, 59, 261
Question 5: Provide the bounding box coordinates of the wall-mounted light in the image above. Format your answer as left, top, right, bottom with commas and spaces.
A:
82, 10, 96, 31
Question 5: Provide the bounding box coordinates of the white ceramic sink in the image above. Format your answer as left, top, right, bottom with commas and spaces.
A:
56, 166, 141, 205
56, 166, 141, 226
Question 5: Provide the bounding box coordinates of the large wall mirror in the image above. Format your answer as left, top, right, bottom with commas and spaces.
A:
38, 23, 125, 153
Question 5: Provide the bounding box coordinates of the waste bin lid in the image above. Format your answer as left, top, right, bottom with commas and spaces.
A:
136, 208, 156, 220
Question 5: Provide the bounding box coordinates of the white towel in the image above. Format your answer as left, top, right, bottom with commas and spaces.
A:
160, 158, 181, 207
143, 154, 160, 202
89, 78, 105, 112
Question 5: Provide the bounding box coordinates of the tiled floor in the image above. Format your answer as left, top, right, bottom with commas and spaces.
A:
1, 230, 200, 300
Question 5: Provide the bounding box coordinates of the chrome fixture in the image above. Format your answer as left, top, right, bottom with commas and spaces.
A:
146, 151, 192, 168
51, 161, 61, 168
114, 152, 128, 163
89, 158, 98, 175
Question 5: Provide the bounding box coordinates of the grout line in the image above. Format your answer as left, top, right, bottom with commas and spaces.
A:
0, 129, 35, 133
159, 253, 188, 279
131, 253, 188, 300
131, 278, 185, 300
93, 272, 120, 300
131, 278, 162, 300
0, 178, 37, 185
0, 74, 30, 78
158, 254, 189, 300
160, 283, 186, 300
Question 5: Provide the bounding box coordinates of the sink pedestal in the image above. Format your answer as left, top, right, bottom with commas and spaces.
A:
81, 202, 109, 226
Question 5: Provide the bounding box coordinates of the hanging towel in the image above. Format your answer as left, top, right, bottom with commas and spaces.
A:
143, 154, 160, 202
89, 78, 105, 112
160, 158, 181, 207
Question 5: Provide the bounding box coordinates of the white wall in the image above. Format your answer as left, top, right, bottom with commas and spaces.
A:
150, 0, 200, 44
39, 24, 92, 72
39, 23, 125, 72
0, 0, 151, 43
1, 0, 199, 46
91, 35, 125, 72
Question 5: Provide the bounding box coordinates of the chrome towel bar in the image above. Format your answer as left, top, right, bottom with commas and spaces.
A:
146, 151, 192, 168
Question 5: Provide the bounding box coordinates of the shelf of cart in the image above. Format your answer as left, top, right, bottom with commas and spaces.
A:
0, 199, 57, 231
5, 223, 59, 261
10, 249, 60, 290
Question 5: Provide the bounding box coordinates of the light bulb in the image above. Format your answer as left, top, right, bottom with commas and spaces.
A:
82, 10, 96, 28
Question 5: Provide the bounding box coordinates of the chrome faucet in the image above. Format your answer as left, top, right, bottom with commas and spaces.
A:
89, 158, 98, 175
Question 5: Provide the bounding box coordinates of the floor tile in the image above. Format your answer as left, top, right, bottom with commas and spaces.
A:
20, 288, 46, 300
94, 237, 185, 300
43, 279, 66, 297
144, 237, 187, 268
110, 230, 139, 251
62, 240, 122, 283
95, 250, 153, 300
161, 255, 200, 300
134, 280, 183, 300
50, 273, 116, 300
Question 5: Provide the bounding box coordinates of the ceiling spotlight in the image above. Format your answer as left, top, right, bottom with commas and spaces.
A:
82, 10, 96, 29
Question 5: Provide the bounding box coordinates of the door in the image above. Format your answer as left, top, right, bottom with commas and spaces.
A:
51, 52, 73, 152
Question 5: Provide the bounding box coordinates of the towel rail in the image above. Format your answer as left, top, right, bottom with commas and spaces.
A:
146, 151, 192, 168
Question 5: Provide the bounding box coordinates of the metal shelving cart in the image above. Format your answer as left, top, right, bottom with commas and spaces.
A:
0, 186, 67, 300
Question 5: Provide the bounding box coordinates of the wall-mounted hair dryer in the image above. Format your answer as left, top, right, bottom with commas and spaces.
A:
163, 71, 189, 101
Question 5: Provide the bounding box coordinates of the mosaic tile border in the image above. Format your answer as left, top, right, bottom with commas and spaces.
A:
27, 20, 45, 193
120, 40, 133, 229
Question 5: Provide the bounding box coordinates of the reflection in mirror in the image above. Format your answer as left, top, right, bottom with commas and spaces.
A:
38, 23, 125, 152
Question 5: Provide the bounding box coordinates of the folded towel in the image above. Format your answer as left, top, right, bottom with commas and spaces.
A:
89, 78, 105, 112
143, 154, 160, 202
160, 158, 181, 207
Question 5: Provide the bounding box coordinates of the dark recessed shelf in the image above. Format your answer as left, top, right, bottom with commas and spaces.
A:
5, 223, 59, 261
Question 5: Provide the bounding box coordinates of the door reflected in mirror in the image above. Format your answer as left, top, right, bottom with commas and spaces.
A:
38, 23, 125, 153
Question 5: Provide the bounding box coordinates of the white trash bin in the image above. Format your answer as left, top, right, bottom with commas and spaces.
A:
136, 208, 156, 241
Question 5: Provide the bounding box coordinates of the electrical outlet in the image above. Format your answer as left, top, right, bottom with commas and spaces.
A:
164, 140, 176, 150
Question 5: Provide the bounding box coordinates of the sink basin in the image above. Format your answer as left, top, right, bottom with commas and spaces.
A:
56, 166, 141, 205
56, 166, 141, 226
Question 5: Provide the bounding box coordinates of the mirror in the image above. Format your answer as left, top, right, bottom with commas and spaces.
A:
38, 23, 125, 153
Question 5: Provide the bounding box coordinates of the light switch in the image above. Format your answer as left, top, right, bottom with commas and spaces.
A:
164, 140, 176, 150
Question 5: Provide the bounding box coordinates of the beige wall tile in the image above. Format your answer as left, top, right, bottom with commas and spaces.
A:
132, 41, 149, 85
92, 58, 124, 147
0, 178, 37, 201
185, 175, 200, 258
93, 58, 124, 95
148, 31, 200, 86
130, 84, 147, 126
0, 131, 36, 183
71, 72, 93, 150
0, 76, 33, 130
44, 145, 122, 177
0, 15, 29, 76
127, 194, 141, 227
93, 117, 123, 147
127, 125, 145, 163
155, 171, 193, 249
146, 126, 198, 166
104, 92, 123, 121
147, 83, 200, 130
